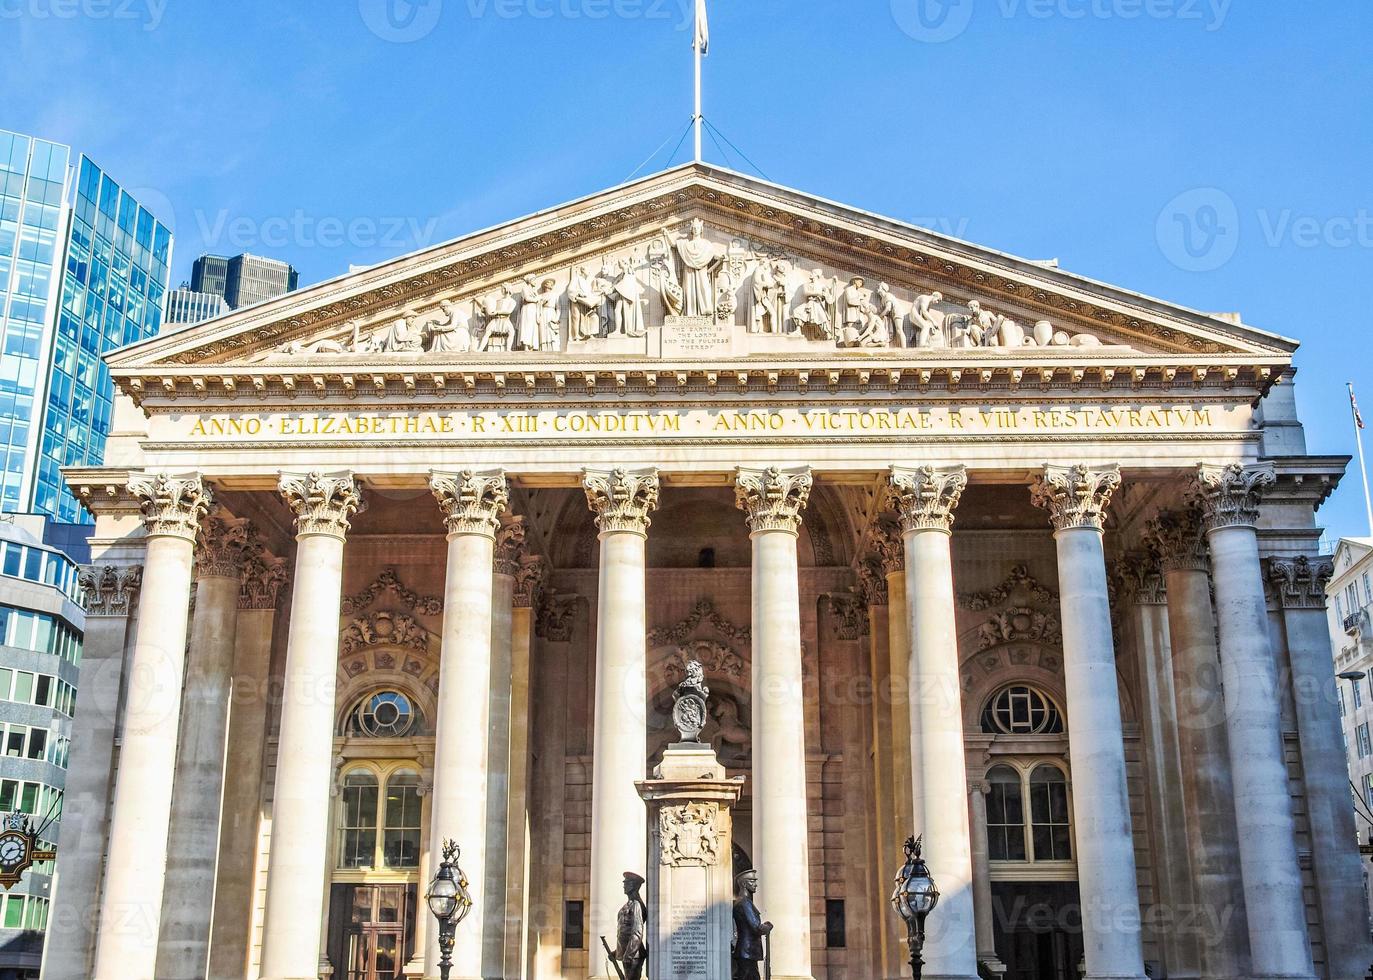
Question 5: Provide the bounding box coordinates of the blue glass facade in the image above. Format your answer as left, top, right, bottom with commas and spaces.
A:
0, 132, 70, 516
32, 155, 172, 522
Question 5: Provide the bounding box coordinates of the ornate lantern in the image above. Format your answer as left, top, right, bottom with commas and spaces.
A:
891, 836, 940, 980
425, 839, 473, 980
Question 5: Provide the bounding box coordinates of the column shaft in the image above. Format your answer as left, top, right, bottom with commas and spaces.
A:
887, 567, 915, 846
865, 596, 904, 980
93, 474, 209, 980
1208, 526, 1314, 978
482, 570, 515, 980
43, 564, 142, 980
156, 566, 241, 980
967, 783, 1001, 969
583, 467, 657, 978
1032, 464, 1146, 980
260, 472, 359, 980
505, 602, 536, 979
1161, 560, 1250, 979
737, 465, 815, 980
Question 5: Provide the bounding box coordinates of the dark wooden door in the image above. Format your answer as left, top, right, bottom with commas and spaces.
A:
328, 883, 417, 980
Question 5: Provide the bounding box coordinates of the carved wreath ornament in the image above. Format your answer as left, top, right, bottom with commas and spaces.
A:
659, 803, 721, 867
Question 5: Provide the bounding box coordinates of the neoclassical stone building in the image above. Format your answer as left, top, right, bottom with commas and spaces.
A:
43, 166, 1370, 980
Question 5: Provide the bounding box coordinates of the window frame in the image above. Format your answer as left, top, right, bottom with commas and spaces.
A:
335, 762, 425, 878
985, 759, 1076, 877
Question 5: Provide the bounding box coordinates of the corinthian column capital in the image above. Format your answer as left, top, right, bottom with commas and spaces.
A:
583, 467, 660, 535
129, 472, 213, 542
888, 464, 968, 534
1265, 555, 1335, 611
861, 517, 905, 573
1031, 463, 1121, 532
494, 516, 529, 575
279, 471, 365, 539
78, 564, 143, 617
734, 465, 813, 535
239, 545, 289, 610
1191, 462, 1276, 531
194, 516, 252, 579
430, 469, 509, 538
1146, 509, 1209, 572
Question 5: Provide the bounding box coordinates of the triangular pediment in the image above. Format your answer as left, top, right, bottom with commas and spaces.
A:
110, 164, 1295, 375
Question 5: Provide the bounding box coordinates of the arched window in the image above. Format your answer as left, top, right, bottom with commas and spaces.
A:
383, 770, 422, 869
1029, 765, 1072, 861
980, 685, 1064, 736
985, 765, 1026, 861
347, 690, 421, 738
339, 770, 379, 869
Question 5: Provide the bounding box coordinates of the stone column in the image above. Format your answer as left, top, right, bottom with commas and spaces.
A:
92, 473, 211, 980
1268, 554, 1370, 977
483, 518, 520, 980
259, 472, 363, 980
208, 542, 288, 980
866, 520, 915, 848
735, 465, 815, 980
1030, 464, 1147, 980
42, 563, 142, 980
583, 467, 660, 977
1148, 511, 1250, 980
427, 469, 510, 980
156, 516, 250, 980
966, 775, 1004, 976
506, 557, 543, 980
1192, 463, 1315, 980
889, 465, 979, 980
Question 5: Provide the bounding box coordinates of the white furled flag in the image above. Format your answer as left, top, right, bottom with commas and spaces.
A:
1353, 384, 1366, 429
695, 0, 709, 55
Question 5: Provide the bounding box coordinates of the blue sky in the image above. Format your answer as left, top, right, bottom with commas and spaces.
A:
3, 0, 1370, 538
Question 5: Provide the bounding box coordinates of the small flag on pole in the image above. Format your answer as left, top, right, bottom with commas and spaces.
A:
1352, 383, 1366, 430
695, 0, 709, 55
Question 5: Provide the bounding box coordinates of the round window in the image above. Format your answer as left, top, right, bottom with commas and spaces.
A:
357, 691, 416, 738
980, 685, 1064, 736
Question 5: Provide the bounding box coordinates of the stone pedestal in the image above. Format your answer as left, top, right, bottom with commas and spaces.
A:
637, 744, 745, 980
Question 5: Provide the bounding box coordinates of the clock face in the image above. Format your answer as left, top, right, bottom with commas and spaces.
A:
0, 835, 25, 868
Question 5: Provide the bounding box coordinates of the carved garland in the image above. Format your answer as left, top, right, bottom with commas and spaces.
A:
648, 599, 752, 646
342, 567, 443, 617
957, 564, 1057, 611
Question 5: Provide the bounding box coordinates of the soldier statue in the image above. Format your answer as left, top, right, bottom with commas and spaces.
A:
612, 871, 648, 980
732, 869, 774, 980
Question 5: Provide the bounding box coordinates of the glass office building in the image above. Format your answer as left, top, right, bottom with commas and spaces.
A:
28, 149, 172, 522
165, 286, 228, 326
190, 251, 298, 310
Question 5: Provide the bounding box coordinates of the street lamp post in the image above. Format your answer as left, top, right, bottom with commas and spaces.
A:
891, 835, 940, 980
425, 839, 473, 980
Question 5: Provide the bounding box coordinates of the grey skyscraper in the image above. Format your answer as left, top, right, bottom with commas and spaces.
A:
165, 287, 229, 326
190, 251, 299, 310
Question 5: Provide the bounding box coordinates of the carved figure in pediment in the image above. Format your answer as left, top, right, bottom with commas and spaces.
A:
666, 218, 724, 317
911, 291, 945, 347
279, 337, 348, 356
514, 275, 561, 351
647, 239, 685, 318
838, 276, 889, 348
750, 257, 790, 334
610, 259, 647, 338
426, 300, 473, 353
874, 282, 902, 347
715, 264, 739, 323
965, 300, 998, 347
374, 313, 425, 354
476, 285, 517, 352
794, 269, 839, 340
568, 265, 607, 341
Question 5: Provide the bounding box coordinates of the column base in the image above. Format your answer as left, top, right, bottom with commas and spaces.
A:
978, 955, 1009, 978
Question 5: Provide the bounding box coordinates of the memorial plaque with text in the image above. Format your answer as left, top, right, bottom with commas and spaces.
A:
668, 897, 710, 979
661, 316, 734, 358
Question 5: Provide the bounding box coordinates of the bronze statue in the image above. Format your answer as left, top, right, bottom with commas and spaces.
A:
612, 871, 648, 980
732, 869, 773, 980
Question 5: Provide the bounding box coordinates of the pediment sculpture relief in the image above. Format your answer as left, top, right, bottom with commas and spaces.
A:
266, 221, 1122, 361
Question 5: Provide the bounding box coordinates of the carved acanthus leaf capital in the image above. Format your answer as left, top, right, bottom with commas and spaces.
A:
1191, 462, 1276, 531
1265, 555, 1334, 610
862, 517, 905, 574
128, 472, 213, 541
239, 543, 289, 610
1146, 509, 1209, 572
888, 465, 968, 534
1031, 464, 1121, 532
430, 469, 509, 538
78, 564, 143, 617
735, 465, 813, 535
856, 557, 889, 607
279, 471, 364, 538
536, 592, 578, 641
583, 468, 660, 535
494, 516, 529, 576
826, 591, 870, 641
1109, 553, 1167, 607
195, 516, 252, 579
513, 555, 548, 609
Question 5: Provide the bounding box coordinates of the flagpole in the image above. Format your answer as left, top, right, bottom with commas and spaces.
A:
1351, 382, 1373, 536
693, 4, 703, 163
